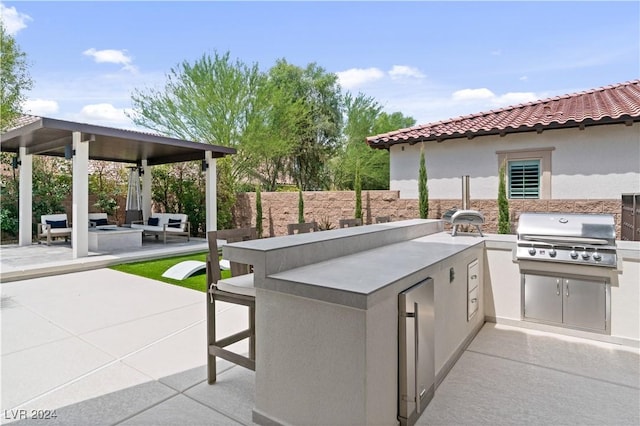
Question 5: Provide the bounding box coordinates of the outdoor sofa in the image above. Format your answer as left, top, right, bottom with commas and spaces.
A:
131, 213, 190, 244
38, 213, 72, 245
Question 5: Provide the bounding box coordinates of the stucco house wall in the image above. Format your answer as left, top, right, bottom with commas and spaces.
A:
389, 121, 640, 200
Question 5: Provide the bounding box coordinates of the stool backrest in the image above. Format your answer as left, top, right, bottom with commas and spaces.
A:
287, 221, 319, 234
207, 227, 257, 282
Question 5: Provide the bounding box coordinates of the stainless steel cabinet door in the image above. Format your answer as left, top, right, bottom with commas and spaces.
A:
563, 278, 607, 331
398, 278, 434, 426
523, 274, 563, 324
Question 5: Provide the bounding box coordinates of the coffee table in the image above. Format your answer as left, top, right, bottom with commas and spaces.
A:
88, 227, 143, 252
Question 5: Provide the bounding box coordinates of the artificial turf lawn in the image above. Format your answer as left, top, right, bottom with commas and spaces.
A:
110, 251, 231, 292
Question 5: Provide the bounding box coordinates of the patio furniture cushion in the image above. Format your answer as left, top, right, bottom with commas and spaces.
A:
46, 219, 67, 229
148, 217, 159, 226
94, 218, 109, 226
217, 273, 256, 297
168, 218, 181, 228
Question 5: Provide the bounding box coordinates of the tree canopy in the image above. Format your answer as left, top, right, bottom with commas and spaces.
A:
0, 22, 32, 131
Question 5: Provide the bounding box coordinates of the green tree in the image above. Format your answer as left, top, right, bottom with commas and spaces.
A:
418, 146, 429, 219
255, 184, 263, 238
32, 157, 72, 220
151, 162, 207, 236
129, 51, 263, 229
0, 22, 33, 236
354, 160, 362, 220
332, 96, 415, 190
298, 188, 304, 223
269, 60, 342, 190
0, 22, 32, 131
498, 160, 511, 234
89, 161, 126, 217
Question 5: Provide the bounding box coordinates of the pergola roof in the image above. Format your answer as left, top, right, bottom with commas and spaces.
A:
0, 115, 236, 165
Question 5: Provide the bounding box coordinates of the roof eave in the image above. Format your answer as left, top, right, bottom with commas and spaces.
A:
367, 115, 639, 148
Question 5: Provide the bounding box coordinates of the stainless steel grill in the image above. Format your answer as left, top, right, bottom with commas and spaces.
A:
516, 212, 617, 268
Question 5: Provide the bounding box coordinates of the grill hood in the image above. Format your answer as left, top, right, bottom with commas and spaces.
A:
517, 213, 616, 242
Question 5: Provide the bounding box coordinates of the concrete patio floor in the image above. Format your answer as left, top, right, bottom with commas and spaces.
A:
0, 238, 209, 283
1, 267, 639, 425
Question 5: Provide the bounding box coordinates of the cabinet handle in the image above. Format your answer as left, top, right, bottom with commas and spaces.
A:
471, 274, 477, 280
556, 279, 560, 296
565, 280, 570, 297
414, 302, 421, 413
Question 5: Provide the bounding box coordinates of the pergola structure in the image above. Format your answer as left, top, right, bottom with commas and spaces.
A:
0, 115, 236, 258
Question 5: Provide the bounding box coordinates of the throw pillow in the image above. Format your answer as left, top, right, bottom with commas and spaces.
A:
168, 218, 182, 228
95, 218, 109, 226
46, 219, 67, 229
148, 217, 159, 226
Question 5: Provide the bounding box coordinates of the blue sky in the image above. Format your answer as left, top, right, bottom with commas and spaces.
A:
2, 1, 639, 130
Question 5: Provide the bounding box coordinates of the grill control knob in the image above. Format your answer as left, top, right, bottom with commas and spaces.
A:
581, 251, 590, 260
528, 247, 536, 256
549, 249, 557, 258
570, 250, 578, 259
593, 251, 602, 261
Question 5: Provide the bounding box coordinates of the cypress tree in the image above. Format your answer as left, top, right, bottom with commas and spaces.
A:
418, 146, 429, 219
498, 160, 511, 234
298, 188, 304, 224
355, 160, 362, 220
255, 184, 263, 238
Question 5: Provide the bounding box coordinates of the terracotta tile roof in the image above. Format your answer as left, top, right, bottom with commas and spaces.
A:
366, 80, 640, 148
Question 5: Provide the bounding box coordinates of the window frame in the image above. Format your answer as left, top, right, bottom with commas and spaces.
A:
496, 147, 554, 200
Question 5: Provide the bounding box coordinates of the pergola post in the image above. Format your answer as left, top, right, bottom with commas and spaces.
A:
205, 151, 217, 232
141, 159, 151, 222
18, 146, 33, 246
72, 131, 89, 258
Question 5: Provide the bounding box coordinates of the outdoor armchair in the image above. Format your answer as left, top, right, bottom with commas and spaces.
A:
38, 214, 72, 245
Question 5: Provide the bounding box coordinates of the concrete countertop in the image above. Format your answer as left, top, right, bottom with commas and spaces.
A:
263, 232, 484, 309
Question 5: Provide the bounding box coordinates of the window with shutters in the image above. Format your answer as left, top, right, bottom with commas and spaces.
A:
508, 159, 540, 199
497, 148, 553, 200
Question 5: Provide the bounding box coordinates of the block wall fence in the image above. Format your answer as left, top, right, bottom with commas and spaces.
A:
231, 190, 623, 239
52, 191, 621, 239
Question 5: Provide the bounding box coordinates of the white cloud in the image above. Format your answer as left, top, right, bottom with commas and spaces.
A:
493, 92, 538, 106
0, 3, 32, 35
336, 67, 385, 89
23, 98, 59, 115
82, 48, 138, 73
519, 76, 528, 81
388, 65, 425, 80
78, 103, 132, 124
452, 88, 495, 101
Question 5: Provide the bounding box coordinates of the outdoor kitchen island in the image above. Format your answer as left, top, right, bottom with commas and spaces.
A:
222, 219, 486, 426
